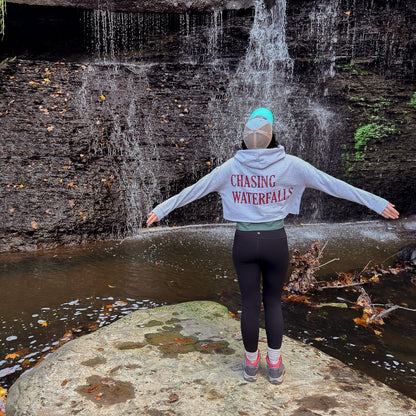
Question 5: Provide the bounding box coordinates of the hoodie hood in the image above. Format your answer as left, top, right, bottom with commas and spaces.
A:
234, 145, 286, 170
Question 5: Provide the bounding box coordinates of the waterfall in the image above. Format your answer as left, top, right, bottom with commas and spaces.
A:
207, 0, 341, 219
209, 0, 296, 165
78, 1, 343, 229
78, 10, 229, 234
308, 0, 340, 95
77, 63, 163, 235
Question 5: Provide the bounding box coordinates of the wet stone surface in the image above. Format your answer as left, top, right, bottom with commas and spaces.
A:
76, 375, 135, 405
5, 301, 416, 416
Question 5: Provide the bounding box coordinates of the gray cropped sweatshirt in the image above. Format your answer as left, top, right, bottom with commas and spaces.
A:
152, 146, 388, 223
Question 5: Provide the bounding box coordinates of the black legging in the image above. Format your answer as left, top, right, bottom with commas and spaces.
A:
232, 228, 289, 352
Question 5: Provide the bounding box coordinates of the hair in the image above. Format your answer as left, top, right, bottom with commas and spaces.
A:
241, 132, 279, 150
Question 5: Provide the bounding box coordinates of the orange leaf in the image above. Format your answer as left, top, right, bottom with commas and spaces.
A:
353, 317, 369, 327
6, 352, 20, 360
31, 221, 38, 229
85, 385, 99, 394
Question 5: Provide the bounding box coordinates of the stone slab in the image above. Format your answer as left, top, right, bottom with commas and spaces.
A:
6, 301, 416, 416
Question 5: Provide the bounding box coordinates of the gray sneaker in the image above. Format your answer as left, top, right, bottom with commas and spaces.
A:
242, 350, 261, 382
266, 355, 285, 384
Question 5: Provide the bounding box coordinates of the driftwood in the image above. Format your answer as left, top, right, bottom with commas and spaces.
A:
287, 241, 324, 294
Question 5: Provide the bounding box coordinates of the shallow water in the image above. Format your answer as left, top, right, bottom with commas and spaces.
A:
1, 218, 415, 399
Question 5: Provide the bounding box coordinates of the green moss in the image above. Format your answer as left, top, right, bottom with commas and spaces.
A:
410, 92, 416, 109
144, 330, 234, 356
116, 341, 146, 350
144, 319, 164, 327
0, 0, 5, 38
343, 122, 397, 174
354, 123, 396, 150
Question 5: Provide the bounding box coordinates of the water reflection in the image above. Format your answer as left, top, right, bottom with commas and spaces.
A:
0, 219, 415, 399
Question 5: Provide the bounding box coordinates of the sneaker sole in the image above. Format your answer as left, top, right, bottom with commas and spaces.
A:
243, 370, 257, 382
269, 368, 285, 385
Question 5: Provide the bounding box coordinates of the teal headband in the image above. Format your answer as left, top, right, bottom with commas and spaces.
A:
249, 108, 274, 124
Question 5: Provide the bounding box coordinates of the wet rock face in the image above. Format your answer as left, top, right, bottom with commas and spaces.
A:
8, 0, 256, 12
1, 1, 415, 251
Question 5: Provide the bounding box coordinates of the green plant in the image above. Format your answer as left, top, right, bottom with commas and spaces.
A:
343, 122, 397, 174
354, 123, 396, 150
0, 0, 5, 38
410, 92, 416, 109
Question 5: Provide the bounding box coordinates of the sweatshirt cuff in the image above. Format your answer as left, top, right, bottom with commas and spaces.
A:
374, 198, 389, 215
152, 206, 165, 221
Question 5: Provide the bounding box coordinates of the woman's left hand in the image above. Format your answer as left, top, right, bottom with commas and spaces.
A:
381, 203, 400, 219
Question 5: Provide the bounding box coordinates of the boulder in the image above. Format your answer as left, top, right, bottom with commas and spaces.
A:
6, 301, 416, 415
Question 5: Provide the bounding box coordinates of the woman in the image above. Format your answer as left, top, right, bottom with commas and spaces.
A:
146, 107, 399, 384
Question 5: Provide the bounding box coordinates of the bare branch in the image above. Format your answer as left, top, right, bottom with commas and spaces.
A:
318, 240, 328, 259
317, 257, 340, 269
358, 260, 372, 276
319, 281, 365, 290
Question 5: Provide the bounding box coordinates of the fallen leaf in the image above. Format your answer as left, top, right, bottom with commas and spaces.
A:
5, 347, 30, 360
6, 352, 20, 360
31, 221, 38, 229
168, 393, 179, 403
100, 94, 106, 100
61, 379, 68, 386
85, 385, 99, 394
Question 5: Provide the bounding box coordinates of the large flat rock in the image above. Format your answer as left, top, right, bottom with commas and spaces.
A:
6, 301, 416, 415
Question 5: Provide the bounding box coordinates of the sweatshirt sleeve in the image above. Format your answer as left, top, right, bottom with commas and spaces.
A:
152, 165, 227, 221
301, 161, 389, 215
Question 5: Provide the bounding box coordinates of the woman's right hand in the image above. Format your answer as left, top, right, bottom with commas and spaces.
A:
147, 212, 159, 227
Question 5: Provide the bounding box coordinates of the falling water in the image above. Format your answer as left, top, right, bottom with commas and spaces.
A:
208, 0, 295, 165
78, 10, 230, 235
77, 63, 163, 235
308, 0, 340, 93
79, 1, 343, 228
207, 0, 341, 218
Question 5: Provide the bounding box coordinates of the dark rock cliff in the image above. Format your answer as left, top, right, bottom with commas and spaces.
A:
1, 0, 415, 251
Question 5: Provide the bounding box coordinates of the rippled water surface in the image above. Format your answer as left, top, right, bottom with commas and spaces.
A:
1, 219, 415, 399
